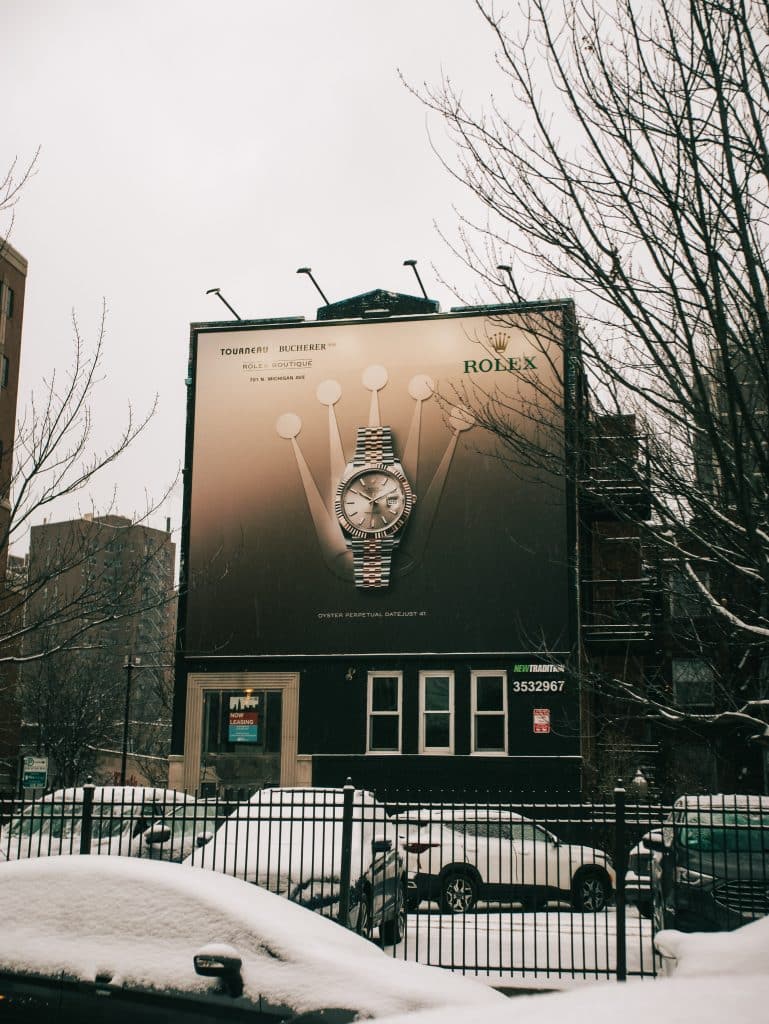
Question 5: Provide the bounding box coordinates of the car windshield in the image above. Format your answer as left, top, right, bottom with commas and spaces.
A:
679, 812, 769, 853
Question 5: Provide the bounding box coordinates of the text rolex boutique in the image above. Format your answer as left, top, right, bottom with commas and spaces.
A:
170, 290, 582, 797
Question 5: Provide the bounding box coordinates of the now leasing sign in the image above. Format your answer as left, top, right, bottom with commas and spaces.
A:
185, 304, 576, 657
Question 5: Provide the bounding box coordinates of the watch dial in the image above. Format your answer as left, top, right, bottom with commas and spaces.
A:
341, 470, 406, 533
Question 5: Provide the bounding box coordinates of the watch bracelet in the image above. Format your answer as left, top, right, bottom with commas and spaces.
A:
352, 426, 396, 466
350, 537, 397, 588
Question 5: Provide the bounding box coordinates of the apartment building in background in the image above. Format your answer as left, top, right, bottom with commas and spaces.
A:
18, 514, 176, 787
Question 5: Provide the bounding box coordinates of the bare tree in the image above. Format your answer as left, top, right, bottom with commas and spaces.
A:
415, 0, 769, 764
1, 154, 179, 786
0, 306, 173, 666
19, 645, 125, 788
0, 149, 39, 256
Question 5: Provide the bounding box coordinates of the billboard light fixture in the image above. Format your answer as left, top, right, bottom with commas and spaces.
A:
296, 267, 330, 306
206, 288, 242, 321
403, 258, 429, 299
496, 264, 516, 290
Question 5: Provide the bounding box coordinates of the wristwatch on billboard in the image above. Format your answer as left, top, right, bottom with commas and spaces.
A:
335, 426, 415, 588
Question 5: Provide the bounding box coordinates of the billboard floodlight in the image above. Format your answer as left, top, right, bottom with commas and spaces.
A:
296, 267, 330, 306
496, 264, 516, 289
403, 259, 429, 299
205, 288, 242, 321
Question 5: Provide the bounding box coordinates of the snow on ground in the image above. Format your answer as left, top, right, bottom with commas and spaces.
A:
391, 907, 655, 982
376, 913, 769, 1023
373, 975, 769, 1024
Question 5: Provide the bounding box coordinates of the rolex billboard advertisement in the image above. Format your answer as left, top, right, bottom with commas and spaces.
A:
185, 306, 576, 657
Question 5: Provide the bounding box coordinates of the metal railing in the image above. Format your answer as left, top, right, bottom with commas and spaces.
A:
7, 783, 765, 983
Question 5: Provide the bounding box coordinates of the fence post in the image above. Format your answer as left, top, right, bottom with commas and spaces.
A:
614, 779, 627, 981
337, 778, 354, 927
80, 777, 95, 855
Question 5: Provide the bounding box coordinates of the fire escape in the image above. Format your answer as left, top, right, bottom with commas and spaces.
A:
579, 415, 660, 787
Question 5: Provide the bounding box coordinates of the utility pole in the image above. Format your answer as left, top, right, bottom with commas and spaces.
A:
120, 653, 141, 785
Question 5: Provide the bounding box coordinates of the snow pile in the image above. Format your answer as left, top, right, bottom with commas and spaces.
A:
653, 914, 769, 976
0, 856, 503, 1019
373, 975, 769, 1024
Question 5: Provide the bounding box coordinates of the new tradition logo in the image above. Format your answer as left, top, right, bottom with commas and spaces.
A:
276, 366, 474, 586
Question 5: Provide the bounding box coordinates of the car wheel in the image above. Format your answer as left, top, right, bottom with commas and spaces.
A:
440, 872, 478, 914
348, 888, 372, 940
380, 879, 406, 946
572, 869, 610, 912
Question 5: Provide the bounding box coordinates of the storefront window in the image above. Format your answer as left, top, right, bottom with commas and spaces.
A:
200, 689, 282, 794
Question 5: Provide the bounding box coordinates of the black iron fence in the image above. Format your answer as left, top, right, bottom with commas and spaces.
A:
3, 783, 765, 984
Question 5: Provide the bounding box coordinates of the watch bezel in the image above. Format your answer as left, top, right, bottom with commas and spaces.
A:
334, 463, 415, 540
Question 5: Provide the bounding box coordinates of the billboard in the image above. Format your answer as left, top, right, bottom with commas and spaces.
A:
184, 306, 575, 657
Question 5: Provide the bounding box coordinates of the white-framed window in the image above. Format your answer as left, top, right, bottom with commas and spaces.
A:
419, 671, 454, 754
367, 672, 402, 753
471, 670, 508, 754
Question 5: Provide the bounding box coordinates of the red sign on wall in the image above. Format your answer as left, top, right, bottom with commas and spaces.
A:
533, 708, 551, 734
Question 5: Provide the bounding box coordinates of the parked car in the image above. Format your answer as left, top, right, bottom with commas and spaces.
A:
0, 786, 198, 861
140, 800, 223, 862
393, 807, 615, 913
185, 786, 407, 943
0, 855, 504, 1022
645, 794, 769, 932
624, 828, 662, 918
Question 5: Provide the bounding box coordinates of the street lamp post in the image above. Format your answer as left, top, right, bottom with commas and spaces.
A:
120, 654, 141, 785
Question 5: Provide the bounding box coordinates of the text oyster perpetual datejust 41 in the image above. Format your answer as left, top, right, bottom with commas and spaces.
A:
334, 426, 415, 588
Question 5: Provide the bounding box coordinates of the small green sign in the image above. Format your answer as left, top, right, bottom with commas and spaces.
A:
22, 756, 48, 789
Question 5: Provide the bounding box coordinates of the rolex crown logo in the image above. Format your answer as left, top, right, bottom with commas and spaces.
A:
490, 331, 510, 354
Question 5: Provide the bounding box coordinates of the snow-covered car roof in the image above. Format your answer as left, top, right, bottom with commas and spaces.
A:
234, 786, 390, 822
391, 808, 528, 824
0, 856, 503, 1019
674, 794, 769, 812
248, 786, 379, 804
24, 786, 198, 806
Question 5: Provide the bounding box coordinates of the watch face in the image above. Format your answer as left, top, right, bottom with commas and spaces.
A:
339, 469, 408, 535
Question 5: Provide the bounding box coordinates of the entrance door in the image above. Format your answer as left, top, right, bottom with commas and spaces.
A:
200, 689, 282, 796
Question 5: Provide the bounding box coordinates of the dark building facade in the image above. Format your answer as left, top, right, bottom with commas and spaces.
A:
171, 294, 584, 798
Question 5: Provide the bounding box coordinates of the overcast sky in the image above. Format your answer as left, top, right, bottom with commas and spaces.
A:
2, 1, 508, 557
